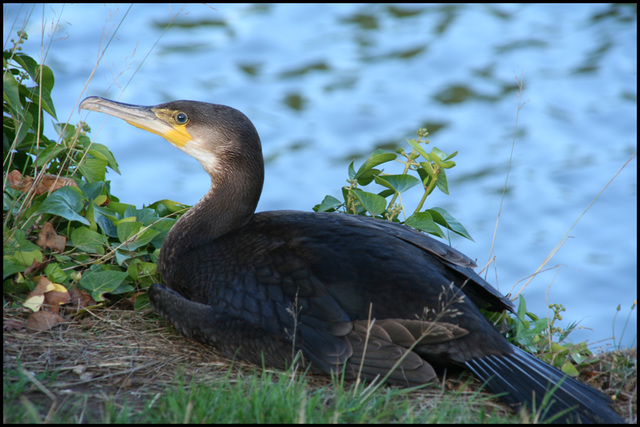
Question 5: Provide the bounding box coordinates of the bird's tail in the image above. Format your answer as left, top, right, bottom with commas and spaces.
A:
466, 345, 624, 424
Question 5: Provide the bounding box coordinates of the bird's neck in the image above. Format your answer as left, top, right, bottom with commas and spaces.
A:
159, 158, 264, 272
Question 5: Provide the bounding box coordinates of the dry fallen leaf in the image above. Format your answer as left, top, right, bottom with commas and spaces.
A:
23, 293, 45, 312
26, 310, 66, 331
23, 277, 71, 313
23, 258, 47, 276
45, 290, 72, 314
36, 221, 67, 252
23, 277, 52, 312
7, 169, 77, 195
68, 287, 96, 310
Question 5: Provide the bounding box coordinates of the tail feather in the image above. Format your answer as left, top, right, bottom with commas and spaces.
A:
466, 345, 624, 424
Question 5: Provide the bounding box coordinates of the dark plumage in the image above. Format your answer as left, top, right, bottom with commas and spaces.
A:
80, 96, 624, 424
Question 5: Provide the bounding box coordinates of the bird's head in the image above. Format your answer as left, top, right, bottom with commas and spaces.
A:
79, 96, 263, 177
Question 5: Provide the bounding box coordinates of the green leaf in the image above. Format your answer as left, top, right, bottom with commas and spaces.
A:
443, 150, 458, 161
37, 186, 90, 225
12, 249, 44, 267
78, 157, 108, 182
515, 296, 529, 343
404, 212, 445, 238
3, 258, 26, 279
127, 259, 157, 280
560, 360, 579, 377
430, 146, 449, 161
116, 221, 160, 251
406, 138, 430, 160
374, 175, 420, 194
43, 263, 69, 284
117, 221, 142, 244
88, 143, 120, 173
93, 205, 119, 237
12, 53, 57, 119
4, 228, 41, 254
314, 195, 342, 212
148, 199, 190, 217
148, 218, 176, 248
435, 168, 450, 195
3, 71, 23, 119
108, 201, 136, 216
71, 227, 107, 254
23, 84, 56, 120
13, 53, 39, 82
426, 207, 473, 241
78, 181, 107, 202
35, 142, 66, 167
110, 282, 135, 296
348, 161, 356, 180
355, 168, 381, 186
79, 268, 128, 301
114, 248, 135, 265
355, 151, 396, 179
53, 122, 76, 140
134, 292, 150, 310
351, 189, 387, 217
131, 207, 159, 224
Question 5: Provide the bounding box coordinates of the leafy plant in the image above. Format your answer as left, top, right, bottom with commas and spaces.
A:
501, 296, 593, 377
314, 128, 472, 241
3, 35, 188, 322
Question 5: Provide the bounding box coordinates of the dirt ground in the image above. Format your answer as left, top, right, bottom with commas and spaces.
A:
3, 306, 636, 423
3, 307, 250, 421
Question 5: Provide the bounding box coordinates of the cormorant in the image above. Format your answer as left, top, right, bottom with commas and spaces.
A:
79, 96, 624, 423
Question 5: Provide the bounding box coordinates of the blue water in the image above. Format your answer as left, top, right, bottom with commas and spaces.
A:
4, 4, 636, 349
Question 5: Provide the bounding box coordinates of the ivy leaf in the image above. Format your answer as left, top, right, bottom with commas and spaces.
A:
406, 138, 430, 160
88, 142, 120, 173
148, 199, 190, 216
12, 249, 44, 268
71, 227, 107, 254
79, 268, 128, 301
93, 205, 119, 238
116, 221, 160, 251
405, 212, 445, 238
375, 174, 420, 194
314, 195, 342, 212
426, 207, 473, 241
37, 186, 90, 225
436, 168, 450, 195
78, 181, 107, 202
560, 360, 580, 377
354, 150, 396, 180
3, 71, 22, 119
351, 189, 387, 217
348, 160, 357, 180
78, 157, 108, 183
35, 142, 66, 167
127, 259, 157, 280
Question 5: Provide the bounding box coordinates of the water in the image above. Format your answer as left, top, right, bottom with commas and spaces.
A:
4, 4, 636, 349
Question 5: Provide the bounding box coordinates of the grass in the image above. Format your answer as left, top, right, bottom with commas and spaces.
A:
3, 306, 525, 423
3, 306, 636, 423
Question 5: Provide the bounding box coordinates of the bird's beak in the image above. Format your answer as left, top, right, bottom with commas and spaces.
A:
79, 96, 192, 147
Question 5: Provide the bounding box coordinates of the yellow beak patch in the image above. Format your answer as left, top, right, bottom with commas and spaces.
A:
124, 108, 193, 148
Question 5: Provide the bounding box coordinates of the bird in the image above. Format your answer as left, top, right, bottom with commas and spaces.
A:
80, 96, 624, 423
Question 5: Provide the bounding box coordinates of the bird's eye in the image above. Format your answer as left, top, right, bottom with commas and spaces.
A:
175, 112, 189, 124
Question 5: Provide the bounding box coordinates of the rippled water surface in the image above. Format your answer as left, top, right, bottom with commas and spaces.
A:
5, 4, 637, 347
